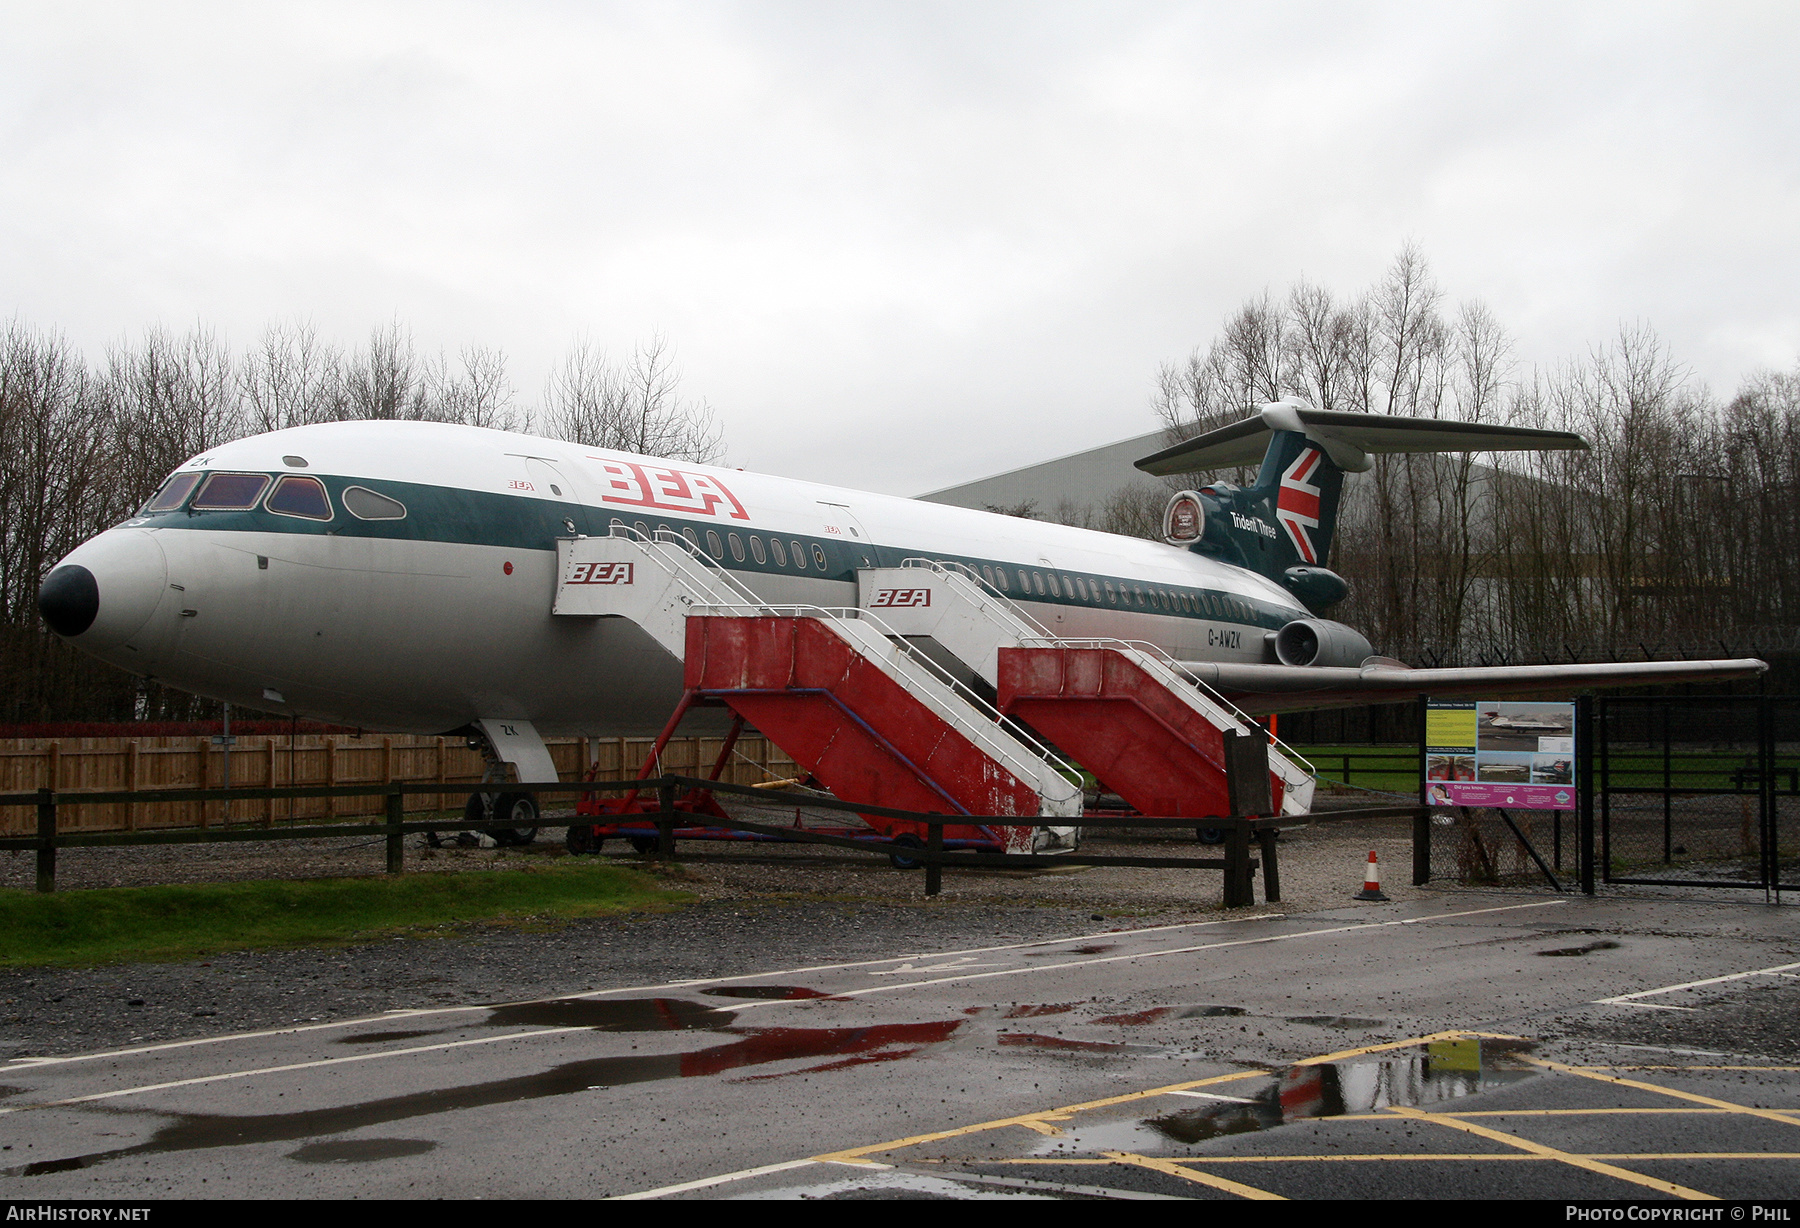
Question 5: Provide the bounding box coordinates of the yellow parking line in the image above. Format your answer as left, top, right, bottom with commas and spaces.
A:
991, 1152, 1800, 1165
1385, 1105, 1718, 1200
1527, 1058, 1800, 1129
812, 1030, 1497, 1163
1099, 1151, 1285, 1200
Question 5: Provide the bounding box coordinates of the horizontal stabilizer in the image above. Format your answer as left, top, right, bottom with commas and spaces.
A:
1137, 401, 1588, 476
1177, 658, 1768, 715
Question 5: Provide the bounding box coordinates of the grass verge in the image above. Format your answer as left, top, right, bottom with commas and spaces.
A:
0, 862, 690, 968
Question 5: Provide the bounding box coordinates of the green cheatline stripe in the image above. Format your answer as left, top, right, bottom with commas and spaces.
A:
127, 472, 1292, 629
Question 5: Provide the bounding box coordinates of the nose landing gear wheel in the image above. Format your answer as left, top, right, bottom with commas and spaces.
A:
466, 792, 539, 847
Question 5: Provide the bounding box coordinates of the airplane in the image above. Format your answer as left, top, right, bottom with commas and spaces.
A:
1481, 711, 1574, 735
35, 398, 1764, 836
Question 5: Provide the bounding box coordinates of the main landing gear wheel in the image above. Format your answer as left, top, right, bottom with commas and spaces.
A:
888, 833, 925, 870
1195, 821, 1227, 845
627, 834, 660, 855
466, 792, 539, 847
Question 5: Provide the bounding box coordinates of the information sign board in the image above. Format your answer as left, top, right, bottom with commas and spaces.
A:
1424, 699, 1576, 810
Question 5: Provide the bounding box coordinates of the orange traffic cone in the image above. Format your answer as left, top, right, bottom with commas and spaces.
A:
1354, 850, 1389, 901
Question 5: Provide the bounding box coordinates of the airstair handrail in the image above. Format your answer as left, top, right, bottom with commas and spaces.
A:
689, 602, 1080, 785
1025, 634, 1315, 777
592, 525, 770, 611
897, 557, 1054, 639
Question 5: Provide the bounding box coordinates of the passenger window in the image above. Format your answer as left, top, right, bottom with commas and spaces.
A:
750, 536, 766, 564
1104, 580, 1116, 603
706, 530, 723, 558
682, 527, 699, 548
634, 520, 650, 539
1048, 574, 1060, 597
790, 540, 805, 568
980, 565, 995, 586
1031, 572, 1044, 595
770, 538, 787, 566
143, 472, 202, 514
192, 473, 270, 510
728, 533, 746, 562
1018, 570, 1029, 591
265, 475, 333, 521
995, 569, 1008, 590
811, 543, 827, 570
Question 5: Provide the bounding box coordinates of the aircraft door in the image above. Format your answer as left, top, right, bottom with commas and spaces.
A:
817, 501, 877, 570
525, 458, 592, 538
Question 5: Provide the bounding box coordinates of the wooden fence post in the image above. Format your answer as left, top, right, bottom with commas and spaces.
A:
35, 787, 55, 894
325, 737, 337, 819
385, 785, 405, 875
125, 740, 139, 832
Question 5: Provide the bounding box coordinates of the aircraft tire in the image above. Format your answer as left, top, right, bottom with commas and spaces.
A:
1195, 823, 1227, 845
465, 792, 539, 847
627, 834, 659, 854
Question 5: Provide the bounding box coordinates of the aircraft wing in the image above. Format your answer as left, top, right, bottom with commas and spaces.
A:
1177, 657, 1768, 715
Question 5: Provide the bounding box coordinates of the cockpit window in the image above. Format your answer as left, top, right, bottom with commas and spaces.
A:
191, 473, 271, 511
265, 475, 333, 521
341, 486, 407, 521
143, 472, 203, 514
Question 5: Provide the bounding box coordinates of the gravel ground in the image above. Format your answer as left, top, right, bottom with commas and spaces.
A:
0, 798, 1437, 1059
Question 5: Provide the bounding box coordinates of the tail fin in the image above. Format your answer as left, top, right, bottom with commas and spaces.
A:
1137, 400, 1587, 609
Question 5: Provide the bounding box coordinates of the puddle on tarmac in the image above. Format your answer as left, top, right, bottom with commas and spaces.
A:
1030, 1037, 1537, 1157
999, 1032, 1128, 1054
287, 1138, 436, 1163
1178, 1005, 1247, 1018
1070, 945, 1116, 955
702, 986, 832, 1000
334, 1030, 440, 1045
10, 1018, 963, 1176
1537, 940, 1621, 957
484, 996, 736, 1031
1094, 1008, 1174, 1026
1283, 1015, 1386, 1029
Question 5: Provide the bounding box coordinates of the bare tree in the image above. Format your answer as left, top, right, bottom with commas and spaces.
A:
541, 335, 724, 463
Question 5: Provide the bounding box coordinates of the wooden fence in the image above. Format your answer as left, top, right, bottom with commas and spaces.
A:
0, 734, 800, 836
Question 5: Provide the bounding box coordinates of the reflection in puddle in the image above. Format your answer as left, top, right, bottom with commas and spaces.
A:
11, 1018, 963, 1176
1004, 1003, 1076, 1019
485, 996, 735, 1031
1283, 1016, 1385, 1029
1146, 1038, 1536, 1145
703, 986, 832, 1000
1178, 1005, 1247, 1018
287, 1138, 436, 1163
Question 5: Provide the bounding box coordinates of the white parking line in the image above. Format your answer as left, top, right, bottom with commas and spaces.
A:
5, 916, 1265, 1070
0, 1026, 590, 1116
0, 901, 1562, 1113
1592, 960, 1800, 1006
722, 899, 1569, 1011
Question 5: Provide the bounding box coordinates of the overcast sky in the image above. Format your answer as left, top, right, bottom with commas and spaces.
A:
2, 2, 1795, 494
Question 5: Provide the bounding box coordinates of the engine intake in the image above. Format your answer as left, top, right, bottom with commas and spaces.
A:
1273, 618, 1374, 669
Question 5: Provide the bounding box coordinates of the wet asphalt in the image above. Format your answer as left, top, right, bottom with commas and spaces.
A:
1, 889, 1797, 1201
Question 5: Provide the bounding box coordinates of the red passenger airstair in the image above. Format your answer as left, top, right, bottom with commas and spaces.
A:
857, 560, 1316, 824
553, 529, 1083, 856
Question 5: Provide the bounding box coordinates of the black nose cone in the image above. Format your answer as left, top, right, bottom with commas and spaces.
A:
39, 565, 99, 637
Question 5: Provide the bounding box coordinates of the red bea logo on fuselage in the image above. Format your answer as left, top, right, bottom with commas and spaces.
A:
566, 562, 634, 585
591, 459, 749, 520
870, 588, 931, 608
